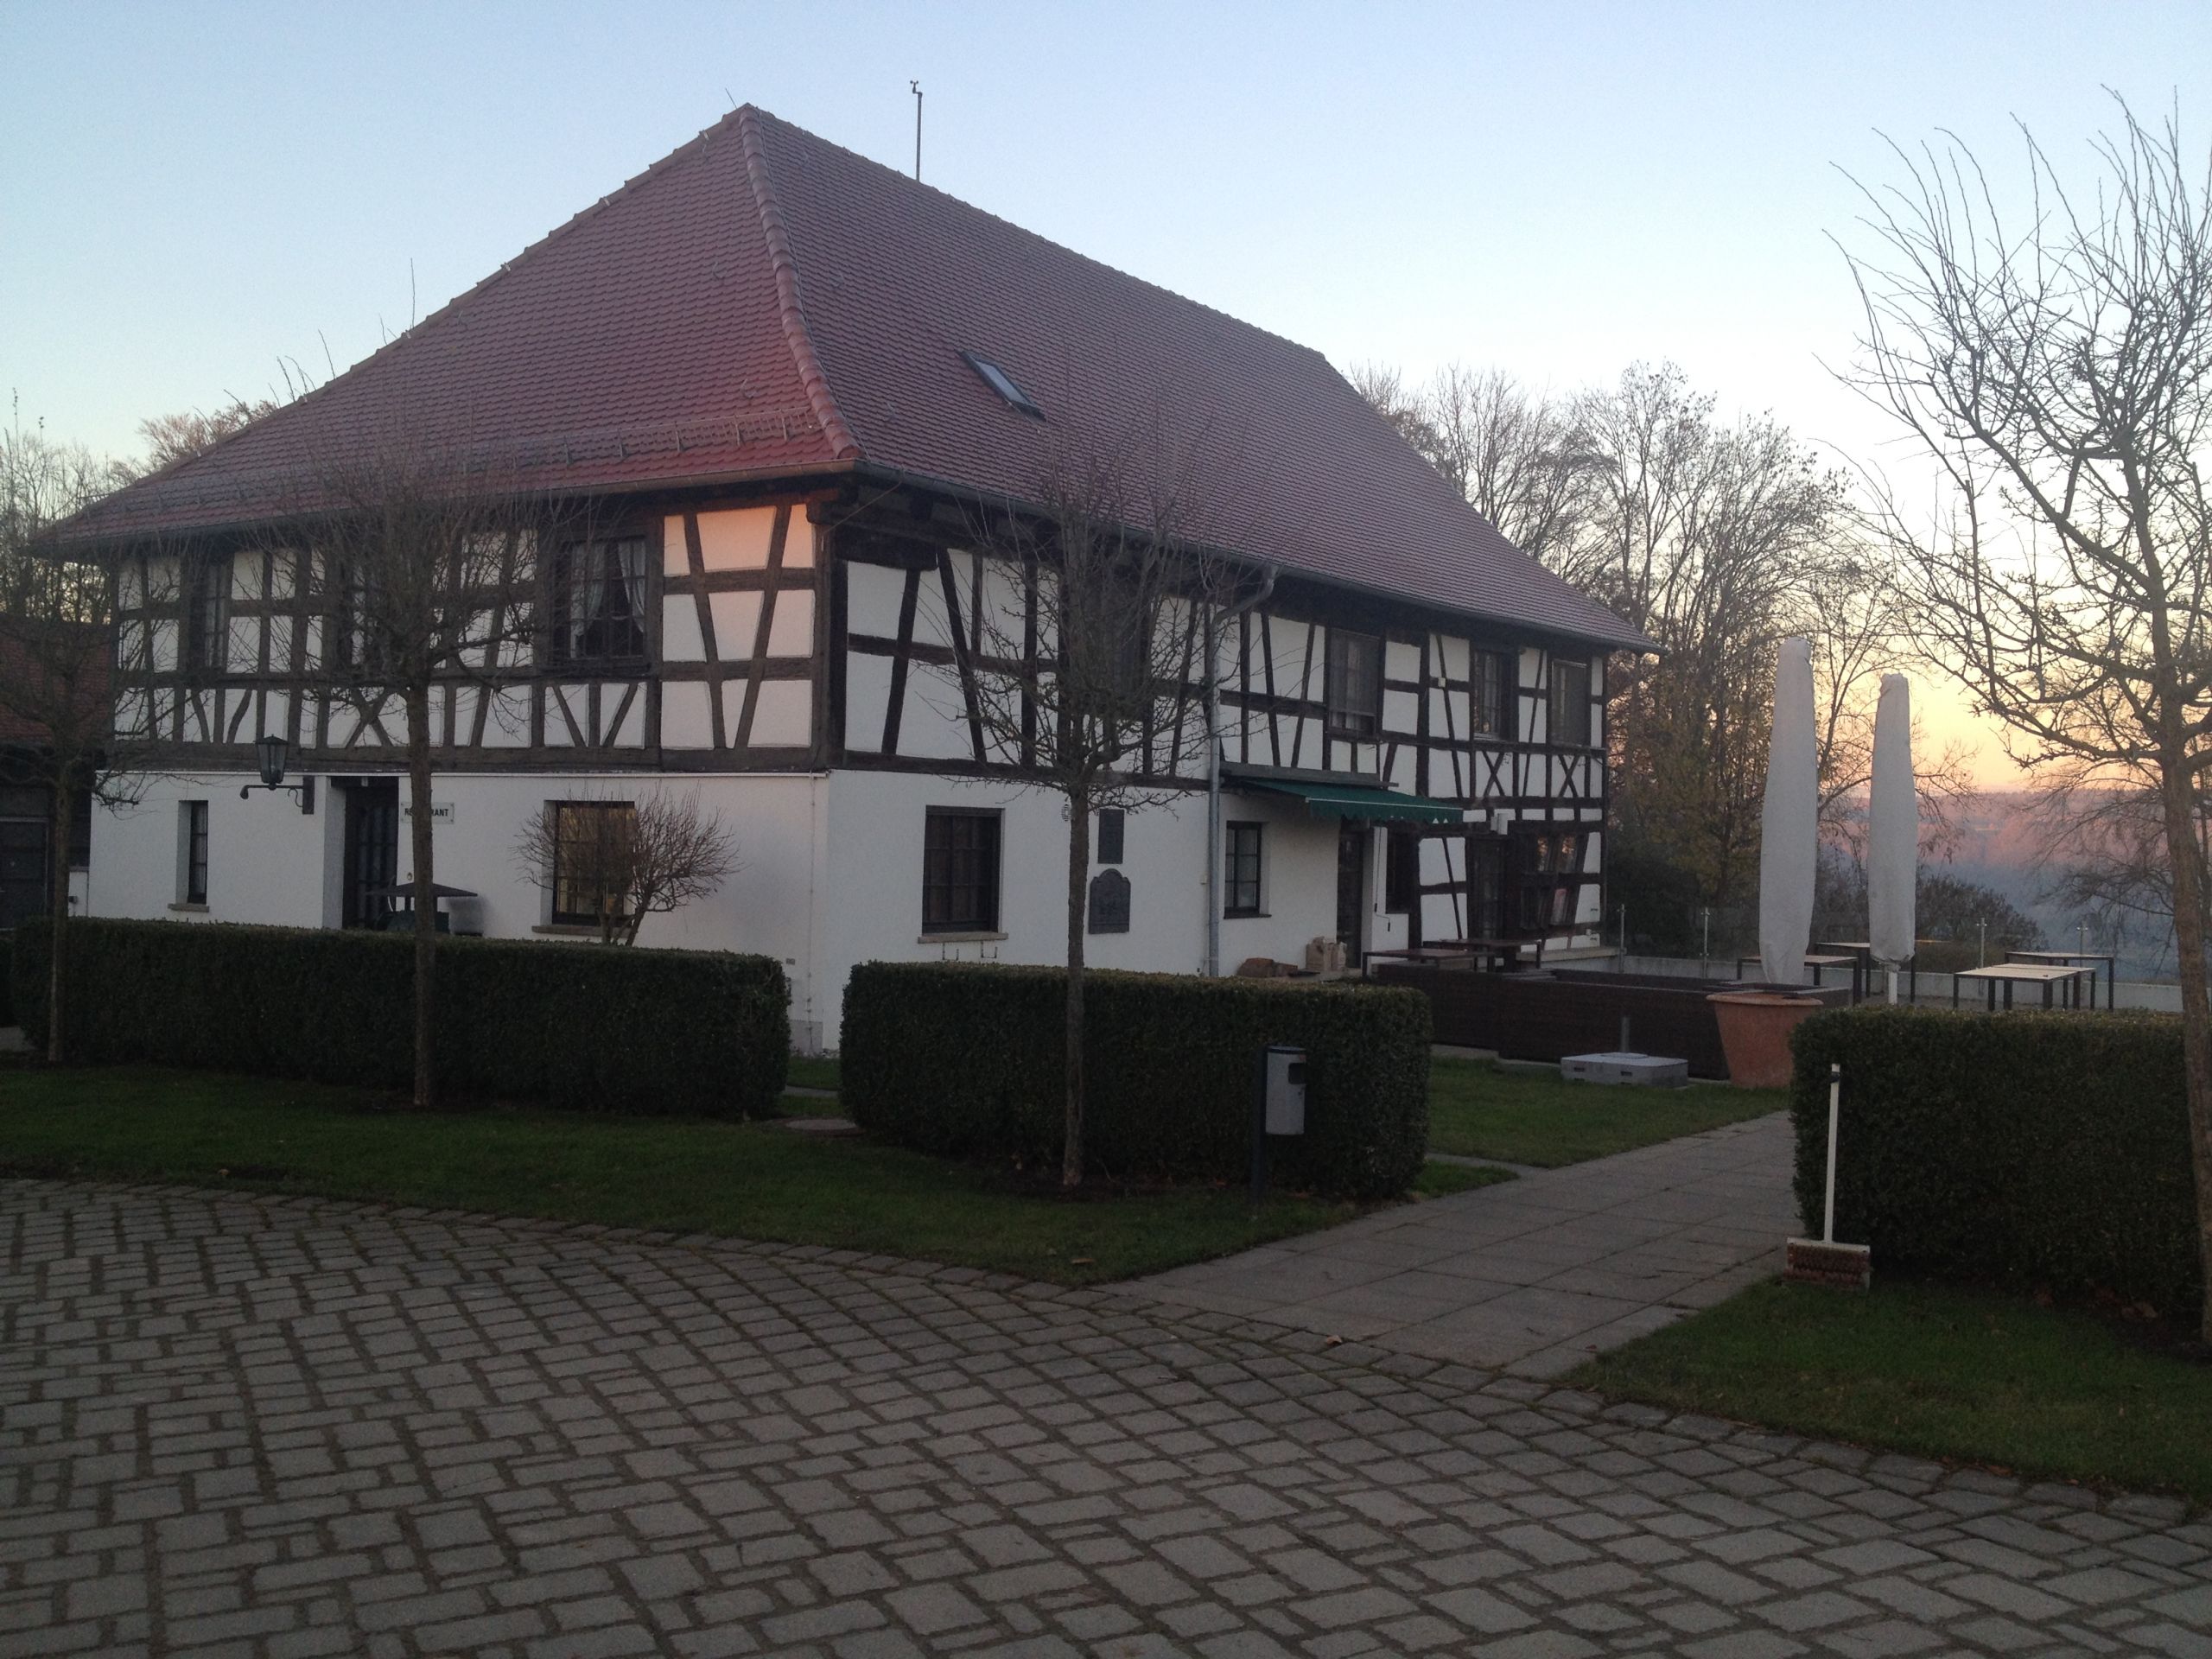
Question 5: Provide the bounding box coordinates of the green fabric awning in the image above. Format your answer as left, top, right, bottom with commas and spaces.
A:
1230, 775, 1464, 825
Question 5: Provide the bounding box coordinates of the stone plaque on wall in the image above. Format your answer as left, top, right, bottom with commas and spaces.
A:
1087, 868, 1131, 934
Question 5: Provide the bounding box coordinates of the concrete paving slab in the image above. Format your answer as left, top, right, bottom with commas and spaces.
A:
1120, 1112, 1800, 1373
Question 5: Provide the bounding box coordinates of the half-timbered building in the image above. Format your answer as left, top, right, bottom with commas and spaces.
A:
73, 106, 1649, 1051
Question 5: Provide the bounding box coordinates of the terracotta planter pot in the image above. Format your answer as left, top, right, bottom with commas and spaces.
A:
1706, 991, 1824, 1089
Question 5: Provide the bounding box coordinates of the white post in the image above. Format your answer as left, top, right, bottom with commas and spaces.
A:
1822, 1061, 1842, 1244
1887, 967, 1898, 1006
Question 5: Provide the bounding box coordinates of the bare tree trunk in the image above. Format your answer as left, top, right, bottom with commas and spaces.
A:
44, 767, 70, 1065
2157, 755, 2212, 1339
405, 683, 437, 1109
1063, 787, 1090, 1189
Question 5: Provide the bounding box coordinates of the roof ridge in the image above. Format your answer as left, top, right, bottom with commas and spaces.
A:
736, 108, 862, 462
739, 106, 1332, 368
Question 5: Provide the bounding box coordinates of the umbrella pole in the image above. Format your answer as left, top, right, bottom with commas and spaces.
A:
1887, 968, 1898, 1007
1821, 1062, 1841, 1245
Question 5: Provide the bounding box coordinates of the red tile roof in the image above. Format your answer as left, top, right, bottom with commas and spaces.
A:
77, 107, 1648, 651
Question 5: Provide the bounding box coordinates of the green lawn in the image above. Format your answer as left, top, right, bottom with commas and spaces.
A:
1429, 1057, 1785, 1166
1413, 1159, 1517, 1199
785, 1055, 842, 1092
0, 1065, 1509, 1287
1573, 1278, 2212, 1506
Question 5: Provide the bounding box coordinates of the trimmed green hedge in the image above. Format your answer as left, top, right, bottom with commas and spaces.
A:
1791, 1007, 2199, 1313
11, 917, 788, 1117
842, 962, 1431, 1199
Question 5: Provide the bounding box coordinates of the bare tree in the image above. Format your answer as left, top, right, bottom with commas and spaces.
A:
2036, 770, 2210, 975
512, 789, 739, 945
1803, 543, 1977, 861
940, 437, 1234, 1187
1841, 97, 2212, 1335
0, 405, 147, 1060
1349, 362, 1590, 563
1582, 365, 1847, 912
129, 397, 279, 480
276, 416, 574, 1107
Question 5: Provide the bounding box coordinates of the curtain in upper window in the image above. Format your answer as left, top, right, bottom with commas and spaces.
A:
552, 537, 650, 664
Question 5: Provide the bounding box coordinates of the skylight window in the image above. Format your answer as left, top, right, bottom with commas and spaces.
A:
961, 351, 1043, 419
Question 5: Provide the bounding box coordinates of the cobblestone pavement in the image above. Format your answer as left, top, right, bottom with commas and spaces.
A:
1126, 1116, 1796, 1379
3, 1179, 2208, 1659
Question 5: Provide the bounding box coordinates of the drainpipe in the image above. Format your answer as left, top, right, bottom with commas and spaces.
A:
1205, 564, 1277, 976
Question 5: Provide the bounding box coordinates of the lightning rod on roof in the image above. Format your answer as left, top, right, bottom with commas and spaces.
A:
911, 80, 923, 181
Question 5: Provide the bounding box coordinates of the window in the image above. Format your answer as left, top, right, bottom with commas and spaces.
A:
1548, 658, 1592, 748
1096, 807, 1125, 866
550, 801, 638, 926
1472, 649, 1512, 740
331, 563, 385, 671
1224, 822, 1264, 918
1470, 839, 1507, 938
1384, 830, 1417, 913
550, 537, 650, 665
1516, 830, 1586, 931
179, 801, 209, 905
1325, 630, 1382, 738
184, 557, 229, 673
923, 808, 1001, 933
67, 788, 90, 872
960, 350, 1044, 418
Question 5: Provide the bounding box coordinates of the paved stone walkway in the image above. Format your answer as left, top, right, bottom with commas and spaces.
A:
1125, 1115, 1797, 1378
3, 1179, 2208, 1659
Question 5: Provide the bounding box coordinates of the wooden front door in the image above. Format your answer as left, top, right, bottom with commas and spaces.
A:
1335, 821, 1366, 967
341, 781, 399, 929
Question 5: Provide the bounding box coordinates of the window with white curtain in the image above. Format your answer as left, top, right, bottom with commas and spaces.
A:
549, 536, 650, 664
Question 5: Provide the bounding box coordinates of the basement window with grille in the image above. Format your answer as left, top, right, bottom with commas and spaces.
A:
961, 351, 1044, 418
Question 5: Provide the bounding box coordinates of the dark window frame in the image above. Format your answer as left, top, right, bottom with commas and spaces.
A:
1224, 820, 1265, 918
1384, 829, 1418, 914
1470, 836, 1508, 938
1515, 829, 1593, 933
959, 350, 1045, 419
1548, 658, 1594, 749
922, 807, 1002, 934
550, 800, 639, 927
330, 561, 387, 673
1096, 807, 1125, 866
1325, 630, 1382, 739
1471, 648, 1513, 741
182, 800, 209, 905
546, 534, 652, 670
183, 556, 229, 674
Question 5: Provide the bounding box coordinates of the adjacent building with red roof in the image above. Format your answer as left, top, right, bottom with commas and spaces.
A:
76, 107, 1644, 1046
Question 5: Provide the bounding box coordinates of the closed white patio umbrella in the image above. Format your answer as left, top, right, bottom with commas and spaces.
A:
1867, 672, 1917, 1002
1758, 637, 1818, 986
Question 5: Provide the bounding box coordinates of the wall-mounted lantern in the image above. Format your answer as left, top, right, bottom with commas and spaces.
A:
238, 734, 315, 813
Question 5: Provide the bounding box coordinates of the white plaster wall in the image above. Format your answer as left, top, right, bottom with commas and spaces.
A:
90, 779, 329, 928
808, 772, 1346, 1046
91, 770, 834, 1048
92, 766, 1385, 1054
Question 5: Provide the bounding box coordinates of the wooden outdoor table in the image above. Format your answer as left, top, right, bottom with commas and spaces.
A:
1735, 952, 1858, 995
2005, 949, 2118, 1010
1815, 940, 1924, 1005
1433, 936, 1546, 973
1952, 962, 2094, 1011
1363, 946, 1477, 976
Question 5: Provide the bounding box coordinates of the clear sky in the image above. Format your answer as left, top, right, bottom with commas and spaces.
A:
6, 1, 2206, 780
